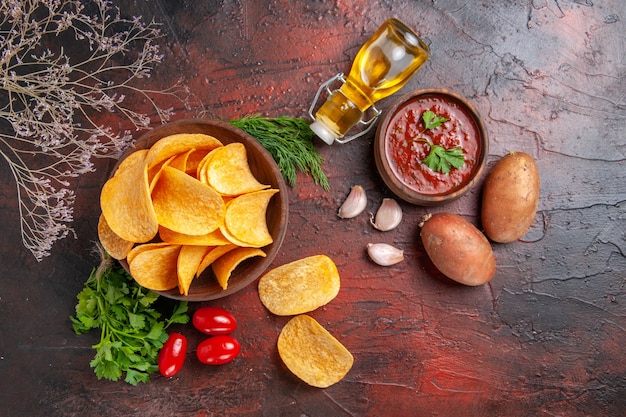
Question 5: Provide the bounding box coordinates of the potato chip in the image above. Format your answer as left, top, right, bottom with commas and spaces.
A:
100, 148, 158, 243
258, 255, 340, 316
277, 315, 353, 388
222, 189, 278, 247
128, 244, 181, 291
169, 148, 195, 172
148, 155, 175, 192
204, 142, 269, 196
144, 133, 223, 169
195, 148, 216, 184
126, 242, 175, 265
147, 148, 192, 190
112, 149, 149, 177
212, 247, 266, 290
218, 225, 257, 248
184, 149, 210, 176
196, 244, 238, 277
159, 226, 231, 246
97, 214, 134, 260
177, 245, 212, 296
151, 166, 225, 235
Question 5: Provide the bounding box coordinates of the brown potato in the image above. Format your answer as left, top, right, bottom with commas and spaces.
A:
481, 151, 540, 243
419, 213, 496, 286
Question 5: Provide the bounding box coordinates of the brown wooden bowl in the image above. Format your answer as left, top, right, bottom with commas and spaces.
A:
374, 88, 488, 206
110, 119, 289, 302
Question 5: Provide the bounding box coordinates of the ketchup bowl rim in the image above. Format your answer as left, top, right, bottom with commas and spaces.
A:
374, 88, 489, 206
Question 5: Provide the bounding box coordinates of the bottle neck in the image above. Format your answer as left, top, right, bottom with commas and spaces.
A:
313, 90, 364, 141
339, 79, 374, 112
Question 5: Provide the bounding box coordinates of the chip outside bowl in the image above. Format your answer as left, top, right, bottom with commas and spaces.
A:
109, 119, 289, 302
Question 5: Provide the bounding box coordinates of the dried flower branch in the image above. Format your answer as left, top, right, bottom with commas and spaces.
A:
0, 0, 188, 260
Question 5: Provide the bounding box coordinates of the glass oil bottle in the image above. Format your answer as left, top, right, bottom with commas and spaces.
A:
309, 18, 430, 144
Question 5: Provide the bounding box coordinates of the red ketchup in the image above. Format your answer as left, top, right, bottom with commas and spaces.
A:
385, 94, 482, 195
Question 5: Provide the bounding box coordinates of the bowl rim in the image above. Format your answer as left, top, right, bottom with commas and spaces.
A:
374, 88, 489, 206
110, 118, 289, 301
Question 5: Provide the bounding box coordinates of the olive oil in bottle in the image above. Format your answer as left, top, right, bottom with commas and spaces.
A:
310, 19, 430, 144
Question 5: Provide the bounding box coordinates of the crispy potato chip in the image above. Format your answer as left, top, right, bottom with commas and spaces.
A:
212, 247, 266, 290
126, 242, 175, 265
177, 245, 212, 296
148, 155, 175, 192
97, 214, 134, 260
184, 149, 210, 176
218, 225, 257, 248
204, 142, 269, 196
147, 146, 195, 190
159, 226, 231, 246
195, 148, 216, 185
277, 315, 353, 388
169, 148, 195, 172
196, 244, 238, 277
258, 255, 340, 316
222, 189, 278, 247
113, 149, 149, 177
144, 133, 223, 169
100, 149, 158, 243
151, 166, 225, 235
128, 244, 181, 291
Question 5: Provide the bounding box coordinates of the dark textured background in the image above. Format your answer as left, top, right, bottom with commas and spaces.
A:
1, 1, 625, 416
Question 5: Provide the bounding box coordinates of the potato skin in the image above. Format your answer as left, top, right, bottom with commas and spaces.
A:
420, 213, 496, 286
481, 152, 540, 243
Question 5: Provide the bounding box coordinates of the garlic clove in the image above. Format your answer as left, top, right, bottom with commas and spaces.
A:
367, 243, 404, 266
338, 185, 367, 219
370, 198, 402, 231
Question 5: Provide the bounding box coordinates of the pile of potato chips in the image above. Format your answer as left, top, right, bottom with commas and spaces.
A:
98, 133, 278, 296
258, 255, 354, 388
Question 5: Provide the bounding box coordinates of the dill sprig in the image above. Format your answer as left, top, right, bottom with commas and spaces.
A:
229, 116, 330, 190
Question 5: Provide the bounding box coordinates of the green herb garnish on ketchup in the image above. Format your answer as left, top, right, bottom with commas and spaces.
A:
415, 110, 465, 174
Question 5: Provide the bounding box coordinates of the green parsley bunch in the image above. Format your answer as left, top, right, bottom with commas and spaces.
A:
70, 248, 189, 385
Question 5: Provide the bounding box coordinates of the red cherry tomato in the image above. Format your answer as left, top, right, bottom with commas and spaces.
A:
196, 335, 240, 365
192, 307, 237, 335
158, 332, 187, 377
